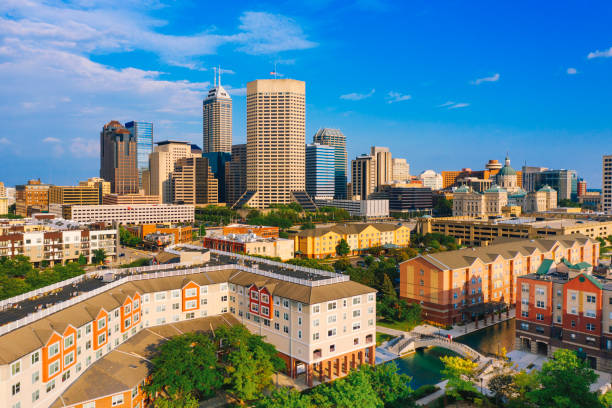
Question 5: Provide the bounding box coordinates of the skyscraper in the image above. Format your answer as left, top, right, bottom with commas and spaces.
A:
306, 143, 335, 200
148, 141, 199, 203
392, 158, 410, 182
313, 128, 347, 199
202, 152, 231, 203
100, 120, 138, 194
371, 146, 392, 187
172, 157, 218, 205
203, 70, 232, 153
604, 155, 612, 214
351, 154, 376, 200
125, 121, 153, 189
226, 144, 247, 207
245, 79, 306, 208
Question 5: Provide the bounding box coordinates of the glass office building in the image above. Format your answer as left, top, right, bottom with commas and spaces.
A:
125, 121, 153, 189
313, 128, 347, 199
306, 143, 335, 200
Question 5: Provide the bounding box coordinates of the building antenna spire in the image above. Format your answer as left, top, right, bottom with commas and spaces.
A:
218, 65, 221, 87
213, 67, 217, 87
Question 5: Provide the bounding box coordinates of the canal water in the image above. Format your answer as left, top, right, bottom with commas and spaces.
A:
387, 319, 516, 388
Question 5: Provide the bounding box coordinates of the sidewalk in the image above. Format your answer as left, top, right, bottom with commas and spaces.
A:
416, 380, 447, 406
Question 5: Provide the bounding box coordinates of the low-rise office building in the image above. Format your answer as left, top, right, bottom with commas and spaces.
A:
50, 204, 195, 225
203, 233, 295, 260
294, 223, 410, 259
0, 215, 118, 266
102, 194, 161, 205
16, 179, 50, 217
314, 199, 389, 218
516, 259, 612, 372
0, 252, 376, 408
417, 215, 612, 246
399, 235, 599, 325
370, 184, 433, 212
49, 186, 100, 206
126, 224, 193, 244
221, 224, 279, 238
0, 197, 7, 215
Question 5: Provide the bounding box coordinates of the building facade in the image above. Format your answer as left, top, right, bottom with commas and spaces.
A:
351, 155, 376, 200
314, 199, 389, 218
418, 170, 443, 191
225, 144, 247, 207
172, 157, 218, 206
100, 121, 139, 195
78, 178, 111, 204
293, 223, 410, 259
306, 143, 335, 200
51, 204, 195, 225
392, 158, 410, 183
245, 79, 306, 208
202, 152, 231, 203
313, 128, 347, 199
125, 121, 153, 190
49, 186, 100, 206
604, 155, 612, 214
400, 235, 599, 325
371, 146, 392, 187
202, 73, 232, 154
148, 141, 200, 203
0, 253, 376, 408
101, 194, 161, 205
16, 180, 50, 217
370, 184, 433, 212
204, 233, 295, 260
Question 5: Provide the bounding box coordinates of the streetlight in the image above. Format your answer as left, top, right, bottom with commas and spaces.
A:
480, 377, 483, 394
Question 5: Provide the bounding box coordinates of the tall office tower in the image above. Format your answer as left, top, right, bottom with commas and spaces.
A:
226, 144, 247, 207
149, 141, 199, 203
577, 180, 587, 197
306, 143, 335, 200
100, 120, 139, 194
203, 70, 232, 153
313, 128, 347, 199
202, 152, 231, 203
246, 79, 306, 208
522, 166, 549, 192
392, 158, 410, 182
125, 121, 153, 189
351, 155, 376, 200
371, 146, 393, 187
604, 155, 612, 214
172, 157, 218, 205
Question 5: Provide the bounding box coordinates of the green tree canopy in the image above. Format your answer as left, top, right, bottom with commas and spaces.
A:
92, 248, 106, 265
335, 239, 351, 257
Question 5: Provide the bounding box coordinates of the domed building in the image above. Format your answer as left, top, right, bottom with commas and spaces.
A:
496, 156, 521, 193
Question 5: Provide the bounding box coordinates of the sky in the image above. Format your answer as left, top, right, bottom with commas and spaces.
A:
0, 0, 611, 188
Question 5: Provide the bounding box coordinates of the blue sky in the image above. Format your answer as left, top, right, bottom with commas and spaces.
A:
1, 0, 611, 187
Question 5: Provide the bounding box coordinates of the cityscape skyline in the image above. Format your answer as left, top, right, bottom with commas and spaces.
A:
1, 1, 611, 187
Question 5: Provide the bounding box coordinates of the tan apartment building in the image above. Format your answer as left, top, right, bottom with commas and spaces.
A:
101, 194, 161, 205
351, 154, 376, 200
0, 252, 376, 408
172, 157, 218, 206
0, 197, 7, 215
294, 223, 411, 259
49, 186, 99, 206
16, 179, 50, 217
399, 234, 599, 325
244, 79, 306, 209
50, 204, 195, 225
417, 215, 612, 246
371, 146, 392, 187
148, 141, 200, 203
78, 178, 111, 204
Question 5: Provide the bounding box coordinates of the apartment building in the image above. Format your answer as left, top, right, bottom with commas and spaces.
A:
0, 253, 376, 408
351, 155, 376, 200
293, 223, 411, 259
203, 233, 295, 260
16, 179, 50, 217
48, 186, 100, 206
50, 204, 194, 225
0, 197, 8, 215
417, 216, 612, 246
0, 216, 117, 266
516, 259, 612, 372
399, 235, 599, 325
314, 199, 390, 218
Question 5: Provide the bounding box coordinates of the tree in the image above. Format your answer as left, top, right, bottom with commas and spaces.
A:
151, 393, 199, 408
381, 274, 397, 300
335, 239, 350, 257
254, 387, 312, 408
199, 224, 206, 237
527, 349, 603, 408
310, 369, 383, 408
145, 332, 221, 401
440, 356, 479, 403
488, 373, 518, 404
92, 249, 106, 265
77, 254, 87, 266
434, 198, 453, 216
359, 363, 414, 408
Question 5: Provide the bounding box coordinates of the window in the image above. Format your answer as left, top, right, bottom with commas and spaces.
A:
171, 290, 180, 298
352, 296, 361, 305
352, 322, 361, 331
520, 323, 529, 330
536, 313, 544, 321
298, 330, 302, 339
262, 294, 270, 304
11, 361, 20, 376
32, 390, 39, 403
31, 351, 40, 364
172, 303, 180, 310
124, 304, 131, 314
46, 379, 55, 393
250, 291, 259, 300
112, 394, 124, 406
48, 342, 60, 358
185, 300, 197, 309
97, 317, 106, 330
86, 340, 91, 350
283, 325, 289, 334
62, 370, 71, 382
328, 315, 336, 323
586, 295, 596, 303
585, 310, 597, 318
155, 292, 166, 301
12, 382, 20, 395
368, 294, 375, 302
283, 299, 290, 308
313, 319, 319, 327
64, 351, 74, 366
536, 300, 545, 308
274, 323, 280, 330
313, 332, 319, 340
185, 288, 197, 297
327, 328, 337, 337
521, 311, 528, 318
312, 305, 320, 314
32, 371, 39, 383
261, 306, 269, 316
64, 334, 74, 349
221, 295, 227, 302
133, 299, 139, 309
327, 301, 337, 311
587, 323, 596, 331
98, 332, 106, 345
353, 310, 361, 318
49, 361, 60, 377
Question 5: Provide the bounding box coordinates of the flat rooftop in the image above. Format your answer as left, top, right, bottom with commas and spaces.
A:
433, 216, 609, 228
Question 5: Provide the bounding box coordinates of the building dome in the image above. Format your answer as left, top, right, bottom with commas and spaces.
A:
484, 184, 507, 193
538, 185, 555, 192
498, 155, 517, 176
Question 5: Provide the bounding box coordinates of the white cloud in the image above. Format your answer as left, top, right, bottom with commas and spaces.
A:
566, 67, 578, 75
471, 73, 500, 85
69, 138, 98, 158
0, 137, 11, 145
386, 91, 411, 104
587, 46, 612, 59
340, 89, 375, 101
437, 101, 469, 109
43, 137, 60, 143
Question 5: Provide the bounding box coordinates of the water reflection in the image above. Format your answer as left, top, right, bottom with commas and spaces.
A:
388, 347, 459, 389
456, 318, 516, 356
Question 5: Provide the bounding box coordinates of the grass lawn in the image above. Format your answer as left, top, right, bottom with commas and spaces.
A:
377, 319, 420, 332
376, 332, 394, 346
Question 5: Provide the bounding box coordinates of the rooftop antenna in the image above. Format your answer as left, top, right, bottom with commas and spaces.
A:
213, 67, 217, 87
218, 65, 221, 87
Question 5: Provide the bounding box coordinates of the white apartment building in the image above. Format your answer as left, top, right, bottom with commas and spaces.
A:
0, 252, 376, 408
50, 204, 195, 225
315, 199, 389, 218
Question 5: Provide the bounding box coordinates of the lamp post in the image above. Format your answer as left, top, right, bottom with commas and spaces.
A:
480, 377, 483, 394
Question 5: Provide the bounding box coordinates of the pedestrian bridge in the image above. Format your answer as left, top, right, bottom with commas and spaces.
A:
388, 334, 486, 363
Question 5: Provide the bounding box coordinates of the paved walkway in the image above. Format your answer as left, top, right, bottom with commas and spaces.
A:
416, 380, 447, 406
376, 325, 408, 337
